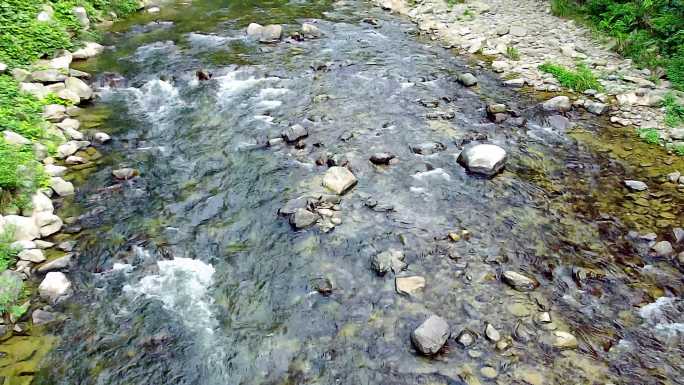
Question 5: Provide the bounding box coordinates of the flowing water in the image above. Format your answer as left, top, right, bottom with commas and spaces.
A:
20, 0, 684, 384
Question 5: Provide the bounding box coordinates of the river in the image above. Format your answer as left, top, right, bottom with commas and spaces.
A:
26, 0, 684, 384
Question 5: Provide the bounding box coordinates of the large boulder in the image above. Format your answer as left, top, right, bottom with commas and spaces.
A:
65, 77, 93, 100
322, 167, 357, 195
289, 208, 319, 229
3, 131, 31, 146
19, 82, 48, 99
38, 272, 72, 303
411, 315, 450, 355
43, 104, 66, 122
2, 215, 40, 241
18, 248, 46, 263
37, 254, 72, 273
31, 69, 66, 83
33, 212, 63, 237
30, 192, 54, 215
457, 144, 507, 177
50, 177, 75, 196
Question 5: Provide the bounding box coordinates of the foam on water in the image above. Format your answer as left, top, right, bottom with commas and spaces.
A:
124, 257, 217, 334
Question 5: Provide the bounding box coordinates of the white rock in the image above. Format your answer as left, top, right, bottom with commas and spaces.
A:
492, 60, 508, 73
0, 62, 6, 73
18, 248, 46, 263
3, 130, 31, 145
411, 315, 450, 355
50, 177, 75, 196
72, 42, 104, 60
457, 144, 507, 177
322, 167, 357, 195
62, 127, 84, 141
38, 272, 72, 303
10, 240, 36, 250
57, 89, 80, 105
19, 82, 48, 99
65, 156, 86, 164
31, 192, 54, 214
43, 104, 66, 122
48, 53, 72, 70
73, 6, 89, 28
37, 254, 72, 273
56, 141, 79, 158
2, 215, 40, 241
302, 23, 322, 38
542, 96, 571, 112
56, 118, 80, 131
44, 164, 67, 177
65, 77, 93, 100
94, 132, 111, 144
34, 212, 63, 237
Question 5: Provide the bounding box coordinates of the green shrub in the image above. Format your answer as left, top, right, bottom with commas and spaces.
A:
673, 144, 684, 156
539, 62, 603, 92
549, 0, 684, 90
0, 228, 19, 272
0, 271, 23, 315
0, 75, 46, 140
637, 127, 660, 144
663, 93, 684, 128
0, 139, 46, 191
505, 46, 520, 61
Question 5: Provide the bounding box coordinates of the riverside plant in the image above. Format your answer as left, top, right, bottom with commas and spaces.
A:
539, 62, 602, 92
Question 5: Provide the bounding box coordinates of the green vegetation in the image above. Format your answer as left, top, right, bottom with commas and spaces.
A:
505, 46, 520, 61
549, 0, 684, 91
539, 62, 603, 92
0, 228, 19, 272
637, 127, 660, 144
673, 143, 684, 156
662, 93, 684, 128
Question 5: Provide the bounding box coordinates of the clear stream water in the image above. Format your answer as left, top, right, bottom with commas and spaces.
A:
17, 0, 684, 384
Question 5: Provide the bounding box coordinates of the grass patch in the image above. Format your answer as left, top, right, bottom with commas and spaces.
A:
637, 127, 660, 145
0, 228, 19, 272
505, 46, 520, 61
548, 0, 684, 91
662, 93, 684, 128
539, 62, 603, 92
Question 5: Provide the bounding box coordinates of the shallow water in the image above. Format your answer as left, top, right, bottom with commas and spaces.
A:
25, 0, 684, 384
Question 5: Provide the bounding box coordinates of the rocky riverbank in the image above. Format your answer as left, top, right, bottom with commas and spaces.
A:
374, 0, 684, 148
0, 1, 166, 378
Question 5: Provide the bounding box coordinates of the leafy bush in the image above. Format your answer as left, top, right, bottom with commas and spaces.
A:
539, 62, 603, 92
550, 0, 684, 90
506, 46, 520, 60
663, 92, 684, 128
0, 228, 19, 272
0, 271, 23, 315
0, 139, 46, 191
0, 75, 46, 140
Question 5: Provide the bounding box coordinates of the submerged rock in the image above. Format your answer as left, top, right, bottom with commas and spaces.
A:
395, 276, 426, 295
369, 152, 395, 165
322, 167, 357, 195
246, 23, 283, 43
281, 124, 308, 143
456, 328, 477, 347
484, 323, 501, 342
410, 142, 446, 155
457, 144, 507, 177
411, 315, 450, 355
652, 241, 673, 257
552, 331, 578, 349
370, 249, 406, 275
51, 177, 75, 196
112, 168, 139, 180
502, 270, 539, 291
301, 23, 322, 38
458, 73, 478, 87
32, 309, 56, 325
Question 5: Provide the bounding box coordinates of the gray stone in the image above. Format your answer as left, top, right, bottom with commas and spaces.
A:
44, 164, 67, 177
3, 131, 31, 146
30, 192, 53, 214
457, 144, 507, 177
322, 167, 357, 195
73, 6, 89, 28
504, 78, 525, 88
50, 177, 75, 196
38, 272, 72, 303
667, 171, 681, 183
456, 329, 477, 347
370, 249, 406, 275
673, 228, 684, 244
301, 23, 322, 38
547, 115, 572, 130
278, 197, 309, 216
56, 141, 79, 158
112, 168, 138, 180
56, 89, 80, 105
509, 26, 527, 36
65, 77, 93, 100
33, 212, 62, 237
652, 241, 673, 257
502, 270, 539, 291
624, 180, 648, 191
18, 249, 46, 263
246, 23, 283, 43
585, 101, 608, 115
12, 68, 31, 82
458, 73, 478, 87
542, 96, 571, 112
395, 276, 426, 295
32, 309, 56, 325
281, 124, 308, 143
19, 82, 48, 99
411, 315, 450, 355
552, 331, 578, 349
94, 132, 111, 144
289, 208, 318, 229
31, 69, 66, 83
37, 254, 72, 273
2, 215, 40, 241
410, 142, 446, 155
43, 104, 66, 122
72, 42, 104, 60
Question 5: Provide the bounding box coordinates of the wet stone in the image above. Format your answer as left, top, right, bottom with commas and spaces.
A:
281, 124, 308, 143
37, 254, 72, 273
322, 167, 357, 195
311, 277, 333, 295
480, 367, 498, 379
456, 329, 477, 347
411, 315, 450, 355
484, 323, 501, 342
624, 180, 648, 191
457, 144, 507, 177
652, 241, 673, 257
410, 142, 446, 155
289, 208, 318, 229
542, 96, 571, 112
369, 152, 395, 165
370, 249, 406, 275
112, 168, 138, 180
32, 309, 56, 325
458, 73, 478, 87
501, 270, 539, 291
552, 331, 578, 349
395, 275, 426, 295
